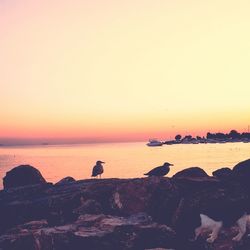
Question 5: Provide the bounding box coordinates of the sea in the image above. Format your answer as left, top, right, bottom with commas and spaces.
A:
0, 142, 249, 189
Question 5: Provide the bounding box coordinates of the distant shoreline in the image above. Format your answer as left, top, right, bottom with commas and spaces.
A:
163, 129, 250, 145
164, 138, 250, 145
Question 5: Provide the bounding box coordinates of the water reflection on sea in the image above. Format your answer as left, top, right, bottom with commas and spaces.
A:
0, 142, 249, 189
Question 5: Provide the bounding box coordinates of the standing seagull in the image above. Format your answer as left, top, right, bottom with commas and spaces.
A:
91, 161, 105, 178
144, 162, 174, 177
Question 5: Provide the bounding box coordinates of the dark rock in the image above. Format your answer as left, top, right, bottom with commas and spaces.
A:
173, 176, 219, 197
46, 192, 81, 226
8, 220, 48, 233
233, 159, 250, 175
3, 165, 46, 189
55, 177, 76, 185
146, 178, 180, 225
1, 172, 250, 250
173, 179, 248, 241
0, 232, 37, 250
82, 179, 121, 214
73, 199, 102, 215
0, 183, 52, 233
172, 167, 209, 179
111, 178, 157, 215
212, 168, 233, 179
0, 178, 181, 234
0, 213, 177, 250
232, 159, 250, 192
111, 177, 180, 225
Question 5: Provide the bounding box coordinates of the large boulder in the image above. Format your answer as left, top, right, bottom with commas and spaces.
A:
172, 167, 209, 179
233, 159, 250, 177
3, 165, 47, 189
232, 159, 250, 192
172, 168, 215, 197
212, 168, 233, 180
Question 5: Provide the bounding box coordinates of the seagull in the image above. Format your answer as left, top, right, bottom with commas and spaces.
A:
91, 161, 105, 178
144, 162, 174, 177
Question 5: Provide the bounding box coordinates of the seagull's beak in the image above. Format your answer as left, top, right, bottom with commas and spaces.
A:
100, 161, 105, 164
170, 164, 174, 166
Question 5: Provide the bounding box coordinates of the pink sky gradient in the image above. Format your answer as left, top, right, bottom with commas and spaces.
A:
1, 0, 250, 144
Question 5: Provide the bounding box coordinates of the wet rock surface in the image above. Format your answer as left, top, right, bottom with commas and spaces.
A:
1, 159, 250, 250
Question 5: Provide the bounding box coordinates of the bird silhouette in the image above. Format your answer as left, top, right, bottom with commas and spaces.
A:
91, 161, 105, 178
144, 162, 173, 177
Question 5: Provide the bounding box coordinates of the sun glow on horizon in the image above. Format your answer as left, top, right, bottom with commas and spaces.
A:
1, 0, 250, 144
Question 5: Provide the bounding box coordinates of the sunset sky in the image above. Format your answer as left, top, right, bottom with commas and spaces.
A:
1, 0, 250, 144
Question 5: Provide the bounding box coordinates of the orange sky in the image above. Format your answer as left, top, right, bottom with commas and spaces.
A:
1, 0, 250, 144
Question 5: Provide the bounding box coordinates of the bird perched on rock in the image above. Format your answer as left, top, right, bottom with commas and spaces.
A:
144, 162, 173, 177
91, 161, 105, 178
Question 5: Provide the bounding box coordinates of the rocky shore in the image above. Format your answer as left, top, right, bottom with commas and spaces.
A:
1, 160, 250, 250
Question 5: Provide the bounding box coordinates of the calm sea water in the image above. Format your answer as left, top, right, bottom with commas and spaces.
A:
0, 142, 249, 189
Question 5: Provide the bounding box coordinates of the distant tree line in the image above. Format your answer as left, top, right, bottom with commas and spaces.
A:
174, 130, 250, 141
206, 130, 250, 140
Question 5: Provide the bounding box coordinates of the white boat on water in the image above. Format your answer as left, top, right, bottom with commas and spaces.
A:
147, 139, 163, 147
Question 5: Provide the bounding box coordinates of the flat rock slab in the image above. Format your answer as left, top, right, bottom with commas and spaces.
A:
0, 213, 177, 250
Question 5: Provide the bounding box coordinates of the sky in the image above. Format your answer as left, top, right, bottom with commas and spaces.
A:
1, 0, 250, 144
